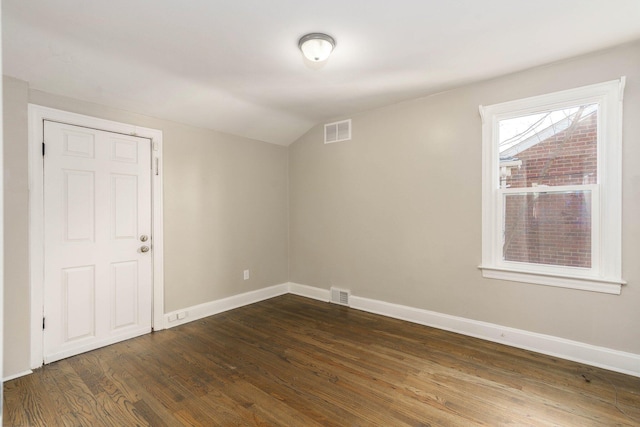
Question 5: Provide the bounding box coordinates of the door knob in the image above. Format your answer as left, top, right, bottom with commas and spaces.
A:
140, 235, 149, 242
140, 245, 150, 253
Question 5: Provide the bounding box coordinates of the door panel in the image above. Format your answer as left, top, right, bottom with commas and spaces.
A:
63, 170, 95, 242
43, 121, 152, 363
62, 266, 95, 341
62, 128, 95, 158
112, 261, 138, 329
111, 174, 139, 238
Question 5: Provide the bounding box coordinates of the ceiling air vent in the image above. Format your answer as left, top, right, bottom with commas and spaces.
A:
324, 119, 351, 144
330, 287, 351, 306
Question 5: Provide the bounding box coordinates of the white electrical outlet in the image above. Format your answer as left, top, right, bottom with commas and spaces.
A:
243, 269, 250, 280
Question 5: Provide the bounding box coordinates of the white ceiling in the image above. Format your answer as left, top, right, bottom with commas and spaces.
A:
4, 1, 640, 145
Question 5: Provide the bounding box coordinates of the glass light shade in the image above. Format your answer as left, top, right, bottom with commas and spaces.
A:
299, 33, 335, 62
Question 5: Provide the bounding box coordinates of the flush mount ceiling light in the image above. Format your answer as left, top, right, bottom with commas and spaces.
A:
298, 33, 336, 62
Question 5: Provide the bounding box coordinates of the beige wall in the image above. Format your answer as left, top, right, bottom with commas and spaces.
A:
3, 79, 289, 377
4, 77, 30, 377
289, 41, 640, 354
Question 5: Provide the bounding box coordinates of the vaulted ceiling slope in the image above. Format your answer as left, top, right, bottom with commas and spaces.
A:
4, 1, 640, 145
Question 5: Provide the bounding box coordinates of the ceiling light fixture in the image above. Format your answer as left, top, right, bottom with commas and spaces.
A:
298, 33, 336, 62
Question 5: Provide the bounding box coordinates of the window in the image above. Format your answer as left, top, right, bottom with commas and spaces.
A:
480, 79, 625, 294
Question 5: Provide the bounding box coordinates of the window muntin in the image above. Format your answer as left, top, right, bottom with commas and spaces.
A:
480, 79, 624, 294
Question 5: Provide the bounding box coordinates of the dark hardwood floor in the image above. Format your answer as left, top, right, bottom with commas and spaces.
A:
4, 294, 640, 426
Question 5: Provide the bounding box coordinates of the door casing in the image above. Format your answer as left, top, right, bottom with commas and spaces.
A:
28, 104, 165, 369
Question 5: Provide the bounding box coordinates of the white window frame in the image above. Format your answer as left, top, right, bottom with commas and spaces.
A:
479, 78, 626, 294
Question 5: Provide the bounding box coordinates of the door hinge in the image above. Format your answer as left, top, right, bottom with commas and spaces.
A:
42, 142, 46, 156
43, 317, 46, 330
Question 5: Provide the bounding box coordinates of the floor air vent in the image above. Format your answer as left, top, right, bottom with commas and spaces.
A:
324, 119, 351, 144
330, 287, 350, 306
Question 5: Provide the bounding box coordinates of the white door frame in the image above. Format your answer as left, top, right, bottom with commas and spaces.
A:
28, 105, 165, 369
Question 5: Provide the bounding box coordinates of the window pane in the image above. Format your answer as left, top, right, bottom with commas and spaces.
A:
498, 104, 598, 189
503, 191, 591, 268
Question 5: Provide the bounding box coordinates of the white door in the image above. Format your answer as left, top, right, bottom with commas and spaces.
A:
43, 120, 153, 363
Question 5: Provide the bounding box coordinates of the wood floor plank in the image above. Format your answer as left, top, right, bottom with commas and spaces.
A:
48, 361, 111, 427
3, 376, 50, 426
5, 294, 640, 426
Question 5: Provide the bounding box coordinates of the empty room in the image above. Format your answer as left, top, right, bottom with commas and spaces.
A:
2, 1, 640, 425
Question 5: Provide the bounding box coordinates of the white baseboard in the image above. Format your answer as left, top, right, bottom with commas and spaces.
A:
289, 282, 640, 378
163, 283, 289, 328
4, 370, 33, 382
288, 282, 331, 301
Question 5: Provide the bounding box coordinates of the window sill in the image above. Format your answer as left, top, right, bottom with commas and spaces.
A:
478, 266, 624, 295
